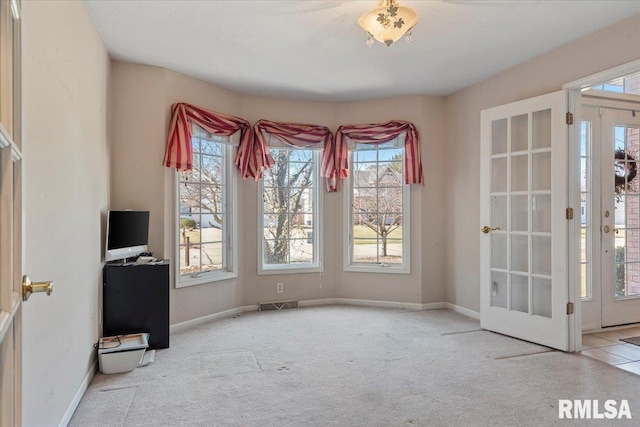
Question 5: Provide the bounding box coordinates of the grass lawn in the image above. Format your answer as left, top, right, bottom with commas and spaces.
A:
353, 224, 402, 244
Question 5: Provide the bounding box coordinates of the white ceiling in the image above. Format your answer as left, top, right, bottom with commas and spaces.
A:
83, 1, 640, 102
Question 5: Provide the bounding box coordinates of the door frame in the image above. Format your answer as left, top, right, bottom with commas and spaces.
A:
578, 98, 640, 329
564, 58, 640, 339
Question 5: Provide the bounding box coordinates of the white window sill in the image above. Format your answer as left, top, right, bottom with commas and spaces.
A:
344, 264, 410, 275
258, 265, 322, 276
176, 270, 237, 288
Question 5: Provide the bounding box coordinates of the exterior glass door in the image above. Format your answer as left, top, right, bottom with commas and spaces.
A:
601, 107, 640, 326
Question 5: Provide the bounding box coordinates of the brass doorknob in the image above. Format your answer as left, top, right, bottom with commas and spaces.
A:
22, 275, 53, 302
481, 226, 501, 234
603, 225, 611, 233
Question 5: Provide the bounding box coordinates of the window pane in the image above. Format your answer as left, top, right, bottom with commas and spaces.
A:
290, 239, 313, 263
201, 242, 223, 272
264, 239, 289, 265
260, 148, 318, 269
178, 138, 232, 280
349, 139, 407, 268
352, 162, 378, 187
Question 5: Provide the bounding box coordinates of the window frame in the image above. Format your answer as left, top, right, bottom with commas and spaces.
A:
343, 139, 411, 274
257, 144, 323, 275
174, 132, 238, 288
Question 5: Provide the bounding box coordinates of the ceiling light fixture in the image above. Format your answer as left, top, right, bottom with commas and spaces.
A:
358, 0, 418, 47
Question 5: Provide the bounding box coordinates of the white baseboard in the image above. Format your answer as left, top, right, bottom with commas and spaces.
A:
421, 302, 447, 310
445, 302, 480, 320
58, 360, 97, 427
299, 298, 336, 307
169, 300, 481, 334
242, 304, 259, 312
335, 298, 424, 311
170, 306, 244, 333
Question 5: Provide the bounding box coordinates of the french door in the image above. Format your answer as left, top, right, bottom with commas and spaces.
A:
600, 107, 640, 327
0, 1, 22, 424
480, 90, 571, 351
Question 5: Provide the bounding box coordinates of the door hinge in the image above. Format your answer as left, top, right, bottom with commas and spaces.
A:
566, 112, 574, 125
567, 302, 574, 315
566, 207, 574, 220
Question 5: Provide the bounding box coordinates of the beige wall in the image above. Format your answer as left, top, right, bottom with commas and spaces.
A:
334, 96, 446, 304
444, 13, 640, 312
111, 64, 447, 321
21, 1, 110, 425
240, 96, 339, 304
111, 64, 245, 325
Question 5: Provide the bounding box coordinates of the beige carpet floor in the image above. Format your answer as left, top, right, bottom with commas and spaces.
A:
70, 306, 640, 426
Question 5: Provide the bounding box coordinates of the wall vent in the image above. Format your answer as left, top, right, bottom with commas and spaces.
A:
258, 300, 299, 311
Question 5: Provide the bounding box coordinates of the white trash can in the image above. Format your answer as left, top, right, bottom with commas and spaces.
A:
98, 333, 149, 374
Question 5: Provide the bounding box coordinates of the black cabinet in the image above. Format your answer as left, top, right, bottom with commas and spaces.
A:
103, 262, 170, 349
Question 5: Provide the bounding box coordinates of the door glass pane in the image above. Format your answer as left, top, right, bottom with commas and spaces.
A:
533, 278, 552, 318
491, 234, 507, 269
627, 229, 640, 262
532, 152, 551, 191
618, 194, 640, 298
532, 194, 551, 233
626, 196, 638, 228
511, 195, 528, 231
491, 195, 507, 230
615, 259, 625, 298
581, 263, 588, 300
492, 158, 507, 192
532, 109, 551, 149
511, 114, 528, 152
511, 274, 528, 313
581, 120, 591, 300
491, 271, 507, 309
492, 118, 508, 155
625, 263, 640, 297
627, 126, 639, 156
532, 236, 551, 276
511, 235, 528, 273
511, 154, 528, 192
580, 158, 587, 192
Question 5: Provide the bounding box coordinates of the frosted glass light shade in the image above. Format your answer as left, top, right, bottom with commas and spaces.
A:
358, 1, 418, 47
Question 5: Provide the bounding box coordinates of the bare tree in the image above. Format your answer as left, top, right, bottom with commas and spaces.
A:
262, 148, 313, 264
353, 165, 403, 257
180, 152, 224, 228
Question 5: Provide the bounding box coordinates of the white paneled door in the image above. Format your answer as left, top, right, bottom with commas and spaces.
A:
480, 90, 571, 351
1, 0, 22, 424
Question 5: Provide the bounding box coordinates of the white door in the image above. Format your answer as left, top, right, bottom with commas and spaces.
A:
480, 90, 571, 351
1, 1, 22, 424
600, 107, 640, 327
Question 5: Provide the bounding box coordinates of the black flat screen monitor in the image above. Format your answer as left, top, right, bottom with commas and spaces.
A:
105, 210, 149, 262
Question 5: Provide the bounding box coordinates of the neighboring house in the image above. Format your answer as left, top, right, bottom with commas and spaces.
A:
353, 166, 403, 226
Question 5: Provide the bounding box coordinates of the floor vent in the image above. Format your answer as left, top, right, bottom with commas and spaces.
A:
258, 300, 299, 311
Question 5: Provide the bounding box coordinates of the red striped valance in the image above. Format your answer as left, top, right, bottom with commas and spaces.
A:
331, 120, 423, 191
252, 119, 334, 188
163, 103, 252, 174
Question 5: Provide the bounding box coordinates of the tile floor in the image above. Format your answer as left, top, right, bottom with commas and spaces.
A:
582, 326, 640, 375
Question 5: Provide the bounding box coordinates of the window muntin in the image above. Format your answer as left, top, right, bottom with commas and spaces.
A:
259, 145, 321, 273
177, 127, 236, 285
346, 138, 409, 272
